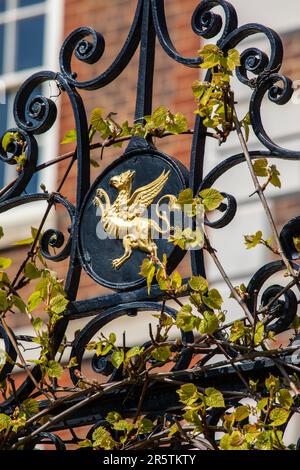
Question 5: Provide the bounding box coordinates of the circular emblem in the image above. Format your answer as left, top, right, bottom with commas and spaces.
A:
78, 148, 188, 290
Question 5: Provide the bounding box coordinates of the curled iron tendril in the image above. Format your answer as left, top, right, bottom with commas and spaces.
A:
246, 261, 298, 334
23, 432, 66, 450
0, 193, 75, 263
0, 0, 299, 430
0, 325, 17, 383
69, 302, 194, 386
0, 128, 38, 202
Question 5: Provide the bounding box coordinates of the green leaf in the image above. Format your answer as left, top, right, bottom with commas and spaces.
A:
120, 120, 132, 137
244, 230, 263, 249
204, 387, 225, 408
90, 108, 105, 130
254, 321, 264, 346
265, 374, 280, 391
0, 290, 9, 311
14, 237, 34, 246
24, 261, 40, 280
169, 227, 204, 251
151, 345, 171, 363
78, 439, 92, 448
2, 132, 13, 151
46, 360, 63, 379
113, 419, 134, 433
183, 409, 202, 431
137, 418, 154, 435
199, 310, 220, 335
90, 108, 103, 129
171, 271, 182, 290
20, 398, 39, 418
177, 188, 194, 206
61, 129, 77, 144
32, 317, 43, 331
192, 80, 209, 100
109, 332, 116, 344
220, 430, 248, 450
0, 257, 12, 270
269, 165, 281, 188
0, 227, 3, 240
140, 258, 156, 294
235, 405, 250, 421
50, 294, 68, 314
229, 320, 247, 343
126, 346, 144, 359
27, 291, 43, 312
111, 350, 124, 369
106, 411, 122, 425
255, 431, 273, 450
199, 44, 223, 69
0, 413, 12, 432
226, 48, 241, 70
230, 283, 247, 300
0, 272, 10, 287
222, 413, 235, 433
66, 356, 78, 368
253, 159, 268, 177
189, 275, 208, 293
140, 258, 154, 278
177, 383, 200, 406
257, 397, 269, 412
151, 106, 168, 126
278, 389, 293, 409
12, 295, 26, 313
203, 288, 223, 310
92, 426, 117, 450
270, 408, 289, 427
168, 112, 188, 134
199, 188, 224, 211
241, 112, 251, 141
293, 237, 300, 256
176, 311, 198, 332
147, 265, 155, 294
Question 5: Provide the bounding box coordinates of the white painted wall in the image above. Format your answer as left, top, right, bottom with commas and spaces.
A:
202, 0, 300, 302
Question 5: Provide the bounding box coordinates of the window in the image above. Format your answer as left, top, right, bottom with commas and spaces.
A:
0, 0, 47, 193
0, 0, 63, 245
204, 0, 300, 287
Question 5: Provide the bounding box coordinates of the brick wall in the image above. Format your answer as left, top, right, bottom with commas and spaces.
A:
3, 4, 300, 325
1, 2, 300, 351
273, 30, 300, 229
56, 0, 201, 301
1, 0, 201, 329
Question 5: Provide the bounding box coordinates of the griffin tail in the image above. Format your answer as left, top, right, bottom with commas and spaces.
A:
151, 194, 177, 235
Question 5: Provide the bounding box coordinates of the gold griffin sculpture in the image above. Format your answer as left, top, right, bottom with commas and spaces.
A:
93, 169, 173, 269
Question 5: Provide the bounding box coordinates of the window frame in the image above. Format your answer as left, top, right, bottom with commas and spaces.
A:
0, 0, 64, 247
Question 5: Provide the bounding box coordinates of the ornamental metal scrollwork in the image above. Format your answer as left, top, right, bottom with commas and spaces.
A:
0, 0, 300, 438
93, 169, 174, 269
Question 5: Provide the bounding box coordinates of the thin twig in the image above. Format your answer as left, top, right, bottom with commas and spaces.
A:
0, 318, 52, 401
204, 234, 254, 325
233, 105, 294, 276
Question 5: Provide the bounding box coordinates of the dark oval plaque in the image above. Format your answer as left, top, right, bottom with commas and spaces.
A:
78, 148, 188, 290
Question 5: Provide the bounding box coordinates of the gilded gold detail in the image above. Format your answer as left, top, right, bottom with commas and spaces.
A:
93, 169, 172, 269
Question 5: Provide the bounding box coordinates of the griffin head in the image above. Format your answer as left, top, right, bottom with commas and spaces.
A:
109, 169, 136, 191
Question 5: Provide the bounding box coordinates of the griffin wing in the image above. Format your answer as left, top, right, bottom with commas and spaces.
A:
127, 170, 170, 218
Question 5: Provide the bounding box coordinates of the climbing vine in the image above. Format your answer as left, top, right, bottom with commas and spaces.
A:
0, 44, 299, 451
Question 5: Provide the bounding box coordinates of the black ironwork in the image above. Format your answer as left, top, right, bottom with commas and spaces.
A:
0, 0, 300, 446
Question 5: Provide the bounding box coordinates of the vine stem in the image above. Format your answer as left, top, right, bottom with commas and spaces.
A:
0, 318, 52, 401
0, 129, 223, 199
233, 105, 294, 277
204, 234, 254, 325
12, 377, 133, 449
